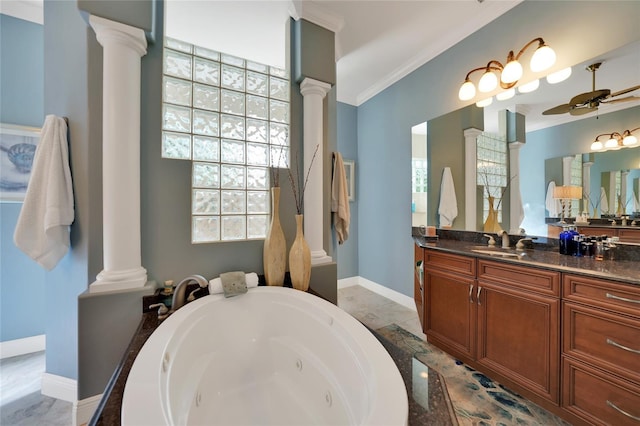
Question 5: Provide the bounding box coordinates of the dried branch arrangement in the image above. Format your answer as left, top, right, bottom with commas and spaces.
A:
287, 143, 319, 214
478, 171, 516, 210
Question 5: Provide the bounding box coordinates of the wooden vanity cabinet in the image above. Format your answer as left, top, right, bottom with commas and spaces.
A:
476, 260, 561, 404
423, 250, 476, 363
562, 274, 640, 425
414, 243, 425, 330
576, 225, 640, 243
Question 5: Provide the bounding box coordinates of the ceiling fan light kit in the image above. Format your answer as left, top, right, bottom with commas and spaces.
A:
590, 127, 640, 152
457, 37, 556, 102
543, 62, 640, 116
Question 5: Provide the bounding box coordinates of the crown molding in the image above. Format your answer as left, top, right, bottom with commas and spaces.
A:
0, 0, 43, 24
350, 1, 521, 106
288, 0, 344, 34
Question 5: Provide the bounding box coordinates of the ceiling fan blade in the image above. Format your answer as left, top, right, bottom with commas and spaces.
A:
609, 85, 640, 97
570, 89, 611, 106
542, 104, 572, 115
569, 106, 597, 116
601, 95, 640, 104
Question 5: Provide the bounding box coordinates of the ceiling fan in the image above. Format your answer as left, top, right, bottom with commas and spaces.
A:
542, 62, 640, 116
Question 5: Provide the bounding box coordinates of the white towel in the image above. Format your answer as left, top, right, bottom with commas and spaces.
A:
545, 181, 561, 217
209, 272, 259, 295
14, 115, 74, 270
438, 167, 457, 227
600, 187, 609, 215
331, 152, 350, 244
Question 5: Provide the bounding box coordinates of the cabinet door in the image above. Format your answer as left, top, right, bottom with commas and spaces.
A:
425, 268, 475, 362
477, 280, 560, 403
414, 244, 425, 330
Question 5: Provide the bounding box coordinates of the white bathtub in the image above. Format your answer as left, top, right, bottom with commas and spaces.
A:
122, 286, 408, 425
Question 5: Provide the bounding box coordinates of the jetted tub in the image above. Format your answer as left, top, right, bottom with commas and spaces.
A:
122, 286, 408, 425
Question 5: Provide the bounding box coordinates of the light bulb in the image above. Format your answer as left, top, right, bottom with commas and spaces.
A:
590, 140, 603, 151
530, 44, 556, 72
476, 97, 493, 107
605, 137, 619, 149
458, 80, 476, 101
517, 79, 539, 93
623, 134, 638, 146
501, 60, 523, 84
496, 89, 515, 101
478, 70, 498, 93
546, 67, 572, 84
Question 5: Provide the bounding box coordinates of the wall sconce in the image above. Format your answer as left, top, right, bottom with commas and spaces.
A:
553, 185, 582, 223
458, 37, 559, 102
590, 127, 640, 152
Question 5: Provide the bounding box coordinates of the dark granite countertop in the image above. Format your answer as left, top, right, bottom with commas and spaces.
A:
414, 236, 640, 286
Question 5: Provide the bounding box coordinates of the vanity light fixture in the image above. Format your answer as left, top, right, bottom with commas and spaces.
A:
496, 88, 515, 101
546, 67, 572, 84
457, 37, 556, 101
590, 127, 640, 152
476, 97, 493, 107
517, 79, 540, 94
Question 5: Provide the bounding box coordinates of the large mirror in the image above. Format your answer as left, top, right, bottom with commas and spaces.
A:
412, 40, 640, 239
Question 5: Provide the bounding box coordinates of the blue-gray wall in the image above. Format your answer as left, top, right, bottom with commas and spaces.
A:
353, 1, 640, 297
336, 102, 358, 279
0, 14, 46, 342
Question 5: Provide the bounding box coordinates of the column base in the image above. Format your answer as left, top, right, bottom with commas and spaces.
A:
90, 267, 147, 293
311, 250, 332, 266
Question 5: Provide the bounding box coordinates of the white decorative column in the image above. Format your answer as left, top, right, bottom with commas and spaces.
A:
621, 170, 629, 214
464, 128, 482, 231
562, 156, 574, 185
582, 160, 593, 214
89, 16, 148, 293
508, 141, 525, 234
300, 78, 332, 265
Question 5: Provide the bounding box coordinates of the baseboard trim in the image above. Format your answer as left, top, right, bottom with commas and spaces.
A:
0, 334, 46, 359
339, 276, 416, 311
41, 372, 76, 403
74, 394, 102, 426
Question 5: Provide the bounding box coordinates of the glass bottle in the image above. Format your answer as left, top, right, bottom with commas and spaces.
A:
559, 226, 570, 255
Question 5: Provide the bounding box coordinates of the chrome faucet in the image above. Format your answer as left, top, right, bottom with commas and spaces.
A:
171, 275, 209, 312
497, 230, 510, 248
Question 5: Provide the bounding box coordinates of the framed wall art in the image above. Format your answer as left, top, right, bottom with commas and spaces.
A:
0, 123, 41, 202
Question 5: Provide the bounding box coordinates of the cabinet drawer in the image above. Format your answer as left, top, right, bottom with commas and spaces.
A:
477, 260, 560, 297
618, 228, 640, 243
425, 250, 475, 277
563, 302, 640, 383
563, 357, 640, 426
563, 274, 640, 317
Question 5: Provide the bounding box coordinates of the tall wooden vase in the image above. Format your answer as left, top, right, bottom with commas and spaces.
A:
289, 214, 311, 291
263, 187, 286, 286
483, 196, 502, 233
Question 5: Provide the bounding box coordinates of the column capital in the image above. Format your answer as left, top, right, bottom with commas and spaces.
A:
300, 77, 332, 97
463, 127, 482, 138
89, 15, 147, 57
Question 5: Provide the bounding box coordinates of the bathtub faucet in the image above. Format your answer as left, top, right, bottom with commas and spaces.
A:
172, 275, 209, 312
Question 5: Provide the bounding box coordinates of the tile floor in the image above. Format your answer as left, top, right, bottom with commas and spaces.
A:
0, 351, 72, 425
1, 284, 569, 426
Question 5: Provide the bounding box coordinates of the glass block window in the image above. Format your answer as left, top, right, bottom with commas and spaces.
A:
477, 132, 507, 223
570, 154, 582, 217
412, 159, 427, 193
162, 37, 289, 243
